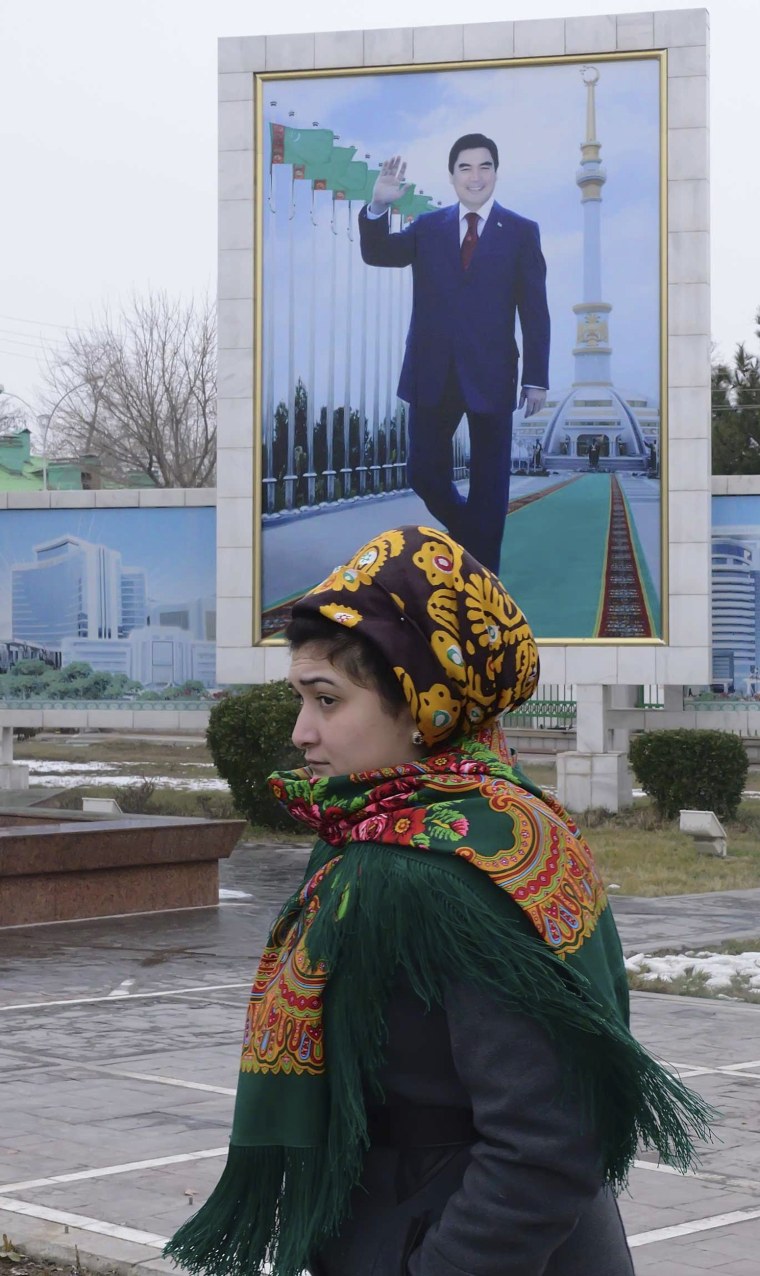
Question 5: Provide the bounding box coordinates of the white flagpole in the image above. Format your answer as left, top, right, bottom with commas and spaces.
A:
341, 201, 354, 497
398, 244, 412, 487
388, 255, 399, 489
357, 232, 369, 495
283, 169, 298, 509
324, 197, 338, 500
305, 186, 319, 505
371, 258, 383, 492
383, 213, 397, 488
263, 148, 278, 514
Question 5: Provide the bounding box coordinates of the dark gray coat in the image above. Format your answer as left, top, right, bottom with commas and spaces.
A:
313, 977, 635, 1276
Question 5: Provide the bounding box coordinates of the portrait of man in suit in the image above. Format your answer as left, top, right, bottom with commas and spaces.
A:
358, 133, 551, 574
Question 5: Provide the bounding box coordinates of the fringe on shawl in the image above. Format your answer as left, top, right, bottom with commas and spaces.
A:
164, 844, 714, 1276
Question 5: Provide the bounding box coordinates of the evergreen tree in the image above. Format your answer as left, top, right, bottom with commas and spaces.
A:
712, 309, 760, 473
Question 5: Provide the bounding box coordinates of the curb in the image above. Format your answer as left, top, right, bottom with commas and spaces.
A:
0, 1210, 184, 1276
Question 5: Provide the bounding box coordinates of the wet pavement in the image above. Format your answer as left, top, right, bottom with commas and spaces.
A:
1, 842, 760, 1276
612, 888, 760, 955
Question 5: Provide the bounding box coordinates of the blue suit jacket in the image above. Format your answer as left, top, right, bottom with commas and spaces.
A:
359, 201, 550, 415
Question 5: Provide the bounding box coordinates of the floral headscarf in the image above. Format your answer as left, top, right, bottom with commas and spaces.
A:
290, 525, 540, 747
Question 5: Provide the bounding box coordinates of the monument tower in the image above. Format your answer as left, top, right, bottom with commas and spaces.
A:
526, 66, 658, 470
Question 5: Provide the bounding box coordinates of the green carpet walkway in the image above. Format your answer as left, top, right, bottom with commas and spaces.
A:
499, 473, 612, 639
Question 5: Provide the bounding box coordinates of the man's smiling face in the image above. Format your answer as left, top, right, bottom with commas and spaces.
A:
449, 147, 497, 211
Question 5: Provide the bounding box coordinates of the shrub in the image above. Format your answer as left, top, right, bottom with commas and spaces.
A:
117, 777, 157, 813
206, 681, 301, 829
629, 728, 749, 821
195, 791, 241, 821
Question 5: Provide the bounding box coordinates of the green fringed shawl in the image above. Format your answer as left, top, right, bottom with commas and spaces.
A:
165, 741, 713, 1276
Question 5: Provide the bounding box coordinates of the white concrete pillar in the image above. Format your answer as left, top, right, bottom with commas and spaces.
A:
0, 726, 30, 791
575, 685, 611, 753
610, 684, 637, 753
556, 685, 633, 813
557, 750, 632, 814
662, 685, 684, 712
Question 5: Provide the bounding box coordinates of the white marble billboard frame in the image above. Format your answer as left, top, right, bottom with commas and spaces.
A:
216, 8, 710, 688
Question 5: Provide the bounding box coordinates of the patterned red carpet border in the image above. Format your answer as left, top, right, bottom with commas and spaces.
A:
505, 474, 583, 514
596, 475, 654, 639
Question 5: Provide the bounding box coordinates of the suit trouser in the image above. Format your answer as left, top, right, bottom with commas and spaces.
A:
406, 366, 514, 575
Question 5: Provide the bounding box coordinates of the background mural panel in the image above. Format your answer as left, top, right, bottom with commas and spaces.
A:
711, 495, 760, 694
0, 507, 216, 701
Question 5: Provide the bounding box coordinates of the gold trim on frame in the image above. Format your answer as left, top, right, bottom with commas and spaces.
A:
659, 47, 669, 647
252, 85, 264, 645
250, 49, 669, 648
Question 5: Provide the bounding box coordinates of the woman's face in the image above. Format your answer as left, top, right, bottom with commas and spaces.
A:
288, 642, 422, 778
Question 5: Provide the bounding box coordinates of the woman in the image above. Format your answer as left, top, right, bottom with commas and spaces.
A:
166, 526, 711, 1276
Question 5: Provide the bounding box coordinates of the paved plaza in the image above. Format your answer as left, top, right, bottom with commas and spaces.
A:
1, 843, 760, 1275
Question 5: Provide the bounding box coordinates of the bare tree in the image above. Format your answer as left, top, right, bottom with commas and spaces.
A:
0, 406, 31, 433
44, 292, 217, 487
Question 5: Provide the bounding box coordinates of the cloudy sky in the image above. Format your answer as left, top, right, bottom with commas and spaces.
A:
0, 1, 753, 414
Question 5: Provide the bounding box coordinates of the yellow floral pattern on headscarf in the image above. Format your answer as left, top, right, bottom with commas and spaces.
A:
291, 526, 539, 748
311, 528, 405, 595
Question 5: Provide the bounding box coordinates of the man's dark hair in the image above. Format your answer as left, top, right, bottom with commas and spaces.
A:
285, 612, 408, 717
448, 133, 499, 173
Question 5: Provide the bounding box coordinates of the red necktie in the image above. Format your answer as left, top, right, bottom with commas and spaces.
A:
460, 211, 480, 270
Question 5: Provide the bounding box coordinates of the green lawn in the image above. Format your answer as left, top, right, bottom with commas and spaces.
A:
584, 801, 760, 896
499, 475, 611, 637
15, 736, 760, 895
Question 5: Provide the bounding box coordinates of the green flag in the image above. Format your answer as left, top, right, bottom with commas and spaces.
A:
331, 160, 370, 199
270, 124, 335, 167
353, 169, 380, 204
306, 145, 356, 189
410, 193, 436, 219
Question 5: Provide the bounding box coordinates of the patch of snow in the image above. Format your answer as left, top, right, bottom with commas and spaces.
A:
27, 760, 120, 774
25, 758, 229, 791
626, 949, 760, 991
30, 772, 229, 792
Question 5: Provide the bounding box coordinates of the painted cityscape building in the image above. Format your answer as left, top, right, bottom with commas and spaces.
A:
711, 529, 760, 691
10, 534, 216, 687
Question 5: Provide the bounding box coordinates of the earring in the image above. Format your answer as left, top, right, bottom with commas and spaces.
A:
411, 729, 424, 747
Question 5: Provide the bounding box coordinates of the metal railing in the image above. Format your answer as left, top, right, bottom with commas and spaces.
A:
0, 698, 211, 711
688, 695, 760, 712
509, 684, 576, 730
638, 684, 665, 709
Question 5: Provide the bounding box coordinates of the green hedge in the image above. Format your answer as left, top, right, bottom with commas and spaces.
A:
206, 681, 301, 829
628, 728, 748, 821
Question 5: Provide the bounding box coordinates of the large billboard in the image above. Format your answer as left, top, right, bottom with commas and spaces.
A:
256, 52, 664, 643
